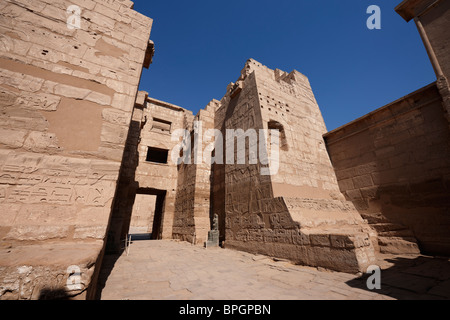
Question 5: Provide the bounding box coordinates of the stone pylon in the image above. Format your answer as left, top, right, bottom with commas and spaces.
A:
214, 59, 377, 273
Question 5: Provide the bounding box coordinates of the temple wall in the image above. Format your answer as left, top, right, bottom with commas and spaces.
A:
0, 0, 153, 299
107, 96, 190, 251
218, 60, 376, 273
173, 101, 217, 245
324, 83, 450, 255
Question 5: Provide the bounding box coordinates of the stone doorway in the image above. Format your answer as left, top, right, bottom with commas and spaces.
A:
128, 193, 157, 239
129, 188, 167, 241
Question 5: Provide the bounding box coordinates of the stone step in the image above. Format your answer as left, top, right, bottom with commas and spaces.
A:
378, 229, 416, 238
372, 223, 410, 232
378, 236, 420, 254
372, 223, 416, 237
360, 212, 390, 224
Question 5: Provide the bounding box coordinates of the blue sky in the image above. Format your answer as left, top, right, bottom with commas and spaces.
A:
134, 0, 436, 131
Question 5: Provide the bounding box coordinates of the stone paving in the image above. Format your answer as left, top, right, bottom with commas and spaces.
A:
97, 240, 450, 300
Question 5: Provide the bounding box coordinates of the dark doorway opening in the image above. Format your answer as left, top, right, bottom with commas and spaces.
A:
146, 147, 169, 164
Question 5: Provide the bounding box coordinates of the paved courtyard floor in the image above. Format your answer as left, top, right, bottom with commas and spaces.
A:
97, 240, 450, 300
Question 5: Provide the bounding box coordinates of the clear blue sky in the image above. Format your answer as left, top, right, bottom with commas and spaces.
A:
134, 0, 436, 131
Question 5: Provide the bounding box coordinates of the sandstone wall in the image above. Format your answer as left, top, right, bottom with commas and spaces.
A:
251, 60, 343, 200
220, 65, 276, 256
172, 151, 198, 243
173, 100, 217, 245
107, 96, 190, 251
0, 0, 153, 299
396, 0, 450, 127
218, 60, 376, 273
135, 98, 188, 240
419, 0, 450, 131
418, 0, 450, 81
212, 101, 227, 243
324, 83, 450, 255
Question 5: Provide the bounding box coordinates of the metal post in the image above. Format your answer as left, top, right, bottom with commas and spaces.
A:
126, 234, 131, 256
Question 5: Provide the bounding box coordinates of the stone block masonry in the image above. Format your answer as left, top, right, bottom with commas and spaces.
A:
214, 59, 377, 273
0, 0, 154, 299
108, 59, 378, 274
325, 0, 450, 257
2, 0, 450, 300
173, 101, 217, 246
106, 95, 194, 252
324, 83, 450, 256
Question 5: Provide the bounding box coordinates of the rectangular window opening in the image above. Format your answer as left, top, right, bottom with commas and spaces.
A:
146, 147, 169, 164
152, 118, 172, 133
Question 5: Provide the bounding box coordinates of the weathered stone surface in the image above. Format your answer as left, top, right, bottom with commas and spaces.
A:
2, 0, 450, 301
0, 0, 153, 300
325, 83, 449, 256
5, 226, 70, 241
0, 241, 102, 300
324, 0, 450, 256
208, 59, 377, 273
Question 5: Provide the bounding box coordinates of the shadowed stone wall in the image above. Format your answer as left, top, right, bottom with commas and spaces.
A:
324, 84, 450, 255
324, 0, 450, 256
0, 0, 153, 299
